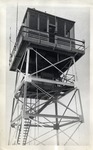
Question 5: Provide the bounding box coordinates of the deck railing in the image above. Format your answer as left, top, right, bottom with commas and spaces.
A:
9, 26, 85, 66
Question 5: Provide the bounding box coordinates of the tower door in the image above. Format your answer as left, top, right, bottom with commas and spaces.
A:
49, 25, 55, 43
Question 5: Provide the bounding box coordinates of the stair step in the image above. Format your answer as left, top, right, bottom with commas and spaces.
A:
16, 119, 31, 144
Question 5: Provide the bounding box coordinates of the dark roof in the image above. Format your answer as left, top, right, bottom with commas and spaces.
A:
23, 7, 75, 24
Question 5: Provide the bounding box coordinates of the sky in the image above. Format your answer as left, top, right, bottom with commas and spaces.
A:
5, 5, 90, 146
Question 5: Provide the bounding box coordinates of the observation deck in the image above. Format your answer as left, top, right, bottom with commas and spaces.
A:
9, 8, 85, 74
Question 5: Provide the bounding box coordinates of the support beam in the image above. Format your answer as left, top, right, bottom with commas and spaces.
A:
26, 76, 74, 87
11, 114, 21, 125
57, 99, 79, 116
59, 89, 78, 124
78, 89, 84, 122
30, 56, 72, 76
55, 101, 59, 145
25, 124, 53, 128
64, 123, 81, 145
23, 48, 30, 114
59, 120, 79, 128
29, 99, 53, 119
28, 113, 80, 120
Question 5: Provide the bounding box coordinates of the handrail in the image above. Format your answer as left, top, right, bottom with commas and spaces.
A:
21, 26, 85, 50
14, 25, 85, 46
20, 25, 85, 43
15, 26, 85, 49
21, 26, 85, 49
9, 25, 85, 66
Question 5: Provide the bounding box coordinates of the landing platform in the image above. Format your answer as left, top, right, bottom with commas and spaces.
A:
15, 76, 74, 100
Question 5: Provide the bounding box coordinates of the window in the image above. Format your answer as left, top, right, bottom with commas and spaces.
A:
29, 11, 38, 30
65, 21, 74, 38
49, 25, 55, 43
49, 16, 55, 25
39, 13, 47, 32
57, 18, 64, 37
70, 26, 74, 38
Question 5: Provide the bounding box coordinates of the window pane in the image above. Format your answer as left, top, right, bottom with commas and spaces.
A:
39, 14, 47, 32
49, 16, 55, 25
70, 27, 74, 38
29, 11, 38, 30
57, 18, 64, 37
66, 21, 74, 38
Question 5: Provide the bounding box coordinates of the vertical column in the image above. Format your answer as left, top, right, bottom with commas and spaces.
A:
78, 89, 84, 123
27, 11, 30, 27
55, 101, 59, 145
47, 16, 49, 33
47, 16, 49, 42
20, 48, 30, 145
73, 24, 75, 39
37, 13, 40, 30
34, 50, 38, 144
23, 48, 30, 115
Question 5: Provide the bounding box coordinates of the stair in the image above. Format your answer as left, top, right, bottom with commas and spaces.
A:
17, 119, 31, 145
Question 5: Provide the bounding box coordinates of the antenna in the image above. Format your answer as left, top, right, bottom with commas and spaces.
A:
9, 27, 11, 55
16, 3, 18, 39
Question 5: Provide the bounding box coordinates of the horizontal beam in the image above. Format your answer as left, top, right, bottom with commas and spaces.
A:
14, 121, 80, 129
59, 120, 80, 127
24, 121, 80, 128
26, 76, 74, 87
28, 113, 80, 120
24, 124, 53, 128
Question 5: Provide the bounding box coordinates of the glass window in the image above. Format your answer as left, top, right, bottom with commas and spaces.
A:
49, 16, 55, 25
29, 11, 38, 30
57, 18, 64, 37
70, 26, 74, 38
39, 13, 47, 32
65, 21, 74, 38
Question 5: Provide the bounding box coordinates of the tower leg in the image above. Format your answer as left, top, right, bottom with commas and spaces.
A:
55, 100, 59, 145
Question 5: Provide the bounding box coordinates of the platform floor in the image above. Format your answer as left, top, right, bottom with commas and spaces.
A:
15, 76, 74, 100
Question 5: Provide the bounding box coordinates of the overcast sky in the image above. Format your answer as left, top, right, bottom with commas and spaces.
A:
6, 5, 90, 146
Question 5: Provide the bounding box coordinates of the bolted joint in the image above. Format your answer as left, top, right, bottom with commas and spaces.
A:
11, 123, 15, 128
53, 123, 59, 130
79, 115, 84, 123
23, 112, 29, 119
53, 99, 57, 103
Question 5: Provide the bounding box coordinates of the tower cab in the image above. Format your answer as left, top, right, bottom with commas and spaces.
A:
9, 8, 85, 81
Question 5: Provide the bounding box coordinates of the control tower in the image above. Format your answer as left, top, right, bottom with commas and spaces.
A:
8, 8, 85, 145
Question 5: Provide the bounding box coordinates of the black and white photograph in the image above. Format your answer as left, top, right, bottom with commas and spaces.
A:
0, 0, 93, 150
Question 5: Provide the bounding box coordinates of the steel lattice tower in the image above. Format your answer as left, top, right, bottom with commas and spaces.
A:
8, 8, 85, 145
